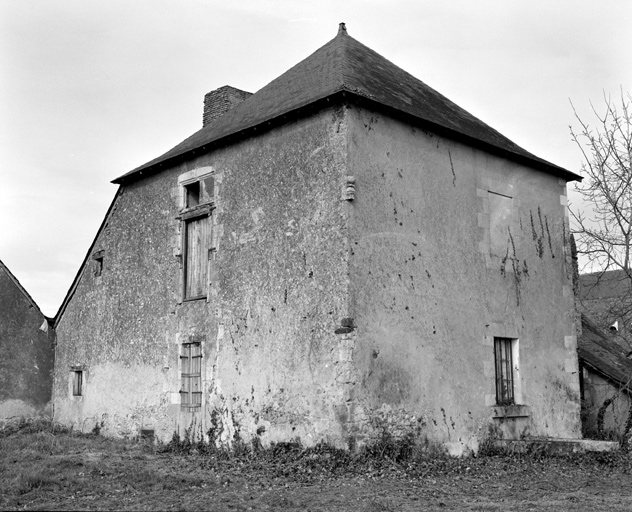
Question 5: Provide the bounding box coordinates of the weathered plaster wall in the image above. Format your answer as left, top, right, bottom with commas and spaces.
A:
0, 266, 54, 419
345, 106, 581, 454
209, 107, 351, 447
54, 102, 582, 452
54, 106, 353, 444
581, 368, 632, 437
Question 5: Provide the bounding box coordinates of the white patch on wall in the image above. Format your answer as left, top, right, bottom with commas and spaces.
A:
477, 181, 521, 268
564, 335, 577, 348
488, 192, 513, 257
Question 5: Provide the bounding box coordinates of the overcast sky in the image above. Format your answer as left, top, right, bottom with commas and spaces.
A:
1, 0, 631, 316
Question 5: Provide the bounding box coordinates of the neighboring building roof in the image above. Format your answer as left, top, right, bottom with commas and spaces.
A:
114, 23, 581, 184
579, 269, 632, 301
579, 314, 632, 391
0, 258, 45, 318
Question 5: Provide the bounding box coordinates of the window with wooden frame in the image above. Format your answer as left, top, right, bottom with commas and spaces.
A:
494, 337, 516, 405
180, 175, 215, 301
72, 370, 83, 396
180, 343, 202, 411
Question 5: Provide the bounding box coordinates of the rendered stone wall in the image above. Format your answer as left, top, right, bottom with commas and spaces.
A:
344, 105, 581, 455
53, 106, 352, 444
53, 102, 582, 453
0, 265, 54, 419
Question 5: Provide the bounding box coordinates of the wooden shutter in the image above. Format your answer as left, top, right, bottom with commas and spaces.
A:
184, 215, 210, 299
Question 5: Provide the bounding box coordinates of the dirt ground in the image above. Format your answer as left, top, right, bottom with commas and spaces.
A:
2, 422, 632, 511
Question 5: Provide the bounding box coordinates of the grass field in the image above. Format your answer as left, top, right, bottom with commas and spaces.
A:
2, 418, 632, 511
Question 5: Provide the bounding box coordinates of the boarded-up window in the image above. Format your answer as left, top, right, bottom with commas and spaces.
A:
72, 370, 83, 396
180, 343, 202, 411
494, 337, 515, 405
183, 214, 211, 300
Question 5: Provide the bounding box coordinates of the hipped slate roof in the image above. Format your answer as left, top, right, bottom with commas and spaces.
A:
579, 314, 632, 391
114, 24, 581, 184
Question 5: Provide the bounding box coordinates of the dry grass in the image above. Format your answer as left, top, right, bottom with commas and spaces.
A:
3, 418, 632, 511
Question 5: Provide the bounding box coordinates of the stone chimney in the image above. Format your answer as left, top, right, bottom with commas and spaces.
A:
203, 86, 252, 127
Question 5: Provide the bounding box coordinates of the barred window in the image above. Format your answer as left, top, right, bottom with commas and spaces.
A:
494, 337, 515, 405
180, 343, 202, 411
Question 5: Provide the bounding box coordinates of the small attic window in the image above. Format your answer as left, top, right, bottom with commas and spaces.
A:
92, 250, 105, 277
185, 177, 214, 209
185, 182, 200, 208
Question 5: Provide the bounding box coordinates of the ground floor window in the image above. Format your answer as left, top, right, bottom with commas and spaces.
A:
180, 343, 202, 411
494, 337, 515, 405
72, 370, 83, 396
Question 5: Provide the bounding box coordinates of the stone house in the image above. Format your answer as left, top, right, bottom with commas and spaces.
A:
578, 314, 632, 438
0, 259, 54, 419
53, 24, 583, 454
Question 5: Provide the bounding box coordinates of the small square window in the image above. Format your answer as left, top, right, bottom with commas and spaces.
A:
494, 337, 516, 405
72, 370, 83, 396
184, 177, 214, 209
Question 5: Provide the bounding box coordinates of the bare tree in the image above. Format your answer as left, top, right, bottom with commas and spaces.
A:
571, 91, 632, 340
570, 90, 632, 274
571, 91, 632, 446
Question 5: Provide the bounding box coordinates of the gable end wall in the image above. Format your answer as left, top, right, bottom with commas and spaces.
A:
53, 106, 354, 443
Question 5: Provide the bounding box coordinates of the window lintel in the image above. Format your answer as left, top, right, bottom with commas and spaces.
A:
178, 204, 213, 220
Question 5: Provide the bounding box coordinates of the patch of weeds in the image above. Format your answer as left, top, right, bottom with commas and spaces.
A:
166, 424, 194, 455
231, 432, 247, 457
91, 420, 104, 436
0, 417, 73, 439
361, 429, 417, 464
477, 424, 505, 457
15, 471, 61, 495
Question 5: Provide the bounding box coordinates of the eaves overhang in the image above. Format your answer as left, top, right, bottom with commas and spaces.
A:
113, 88, 581, 186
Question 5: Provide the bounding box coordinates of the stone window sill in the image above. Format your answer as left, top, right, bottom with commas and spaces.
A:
491, 404, 530, 419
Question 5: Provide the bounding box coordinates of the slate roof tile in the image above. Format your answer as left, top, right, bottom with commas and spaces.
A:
114, 24, 580, 184
579, 314, 632, 390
